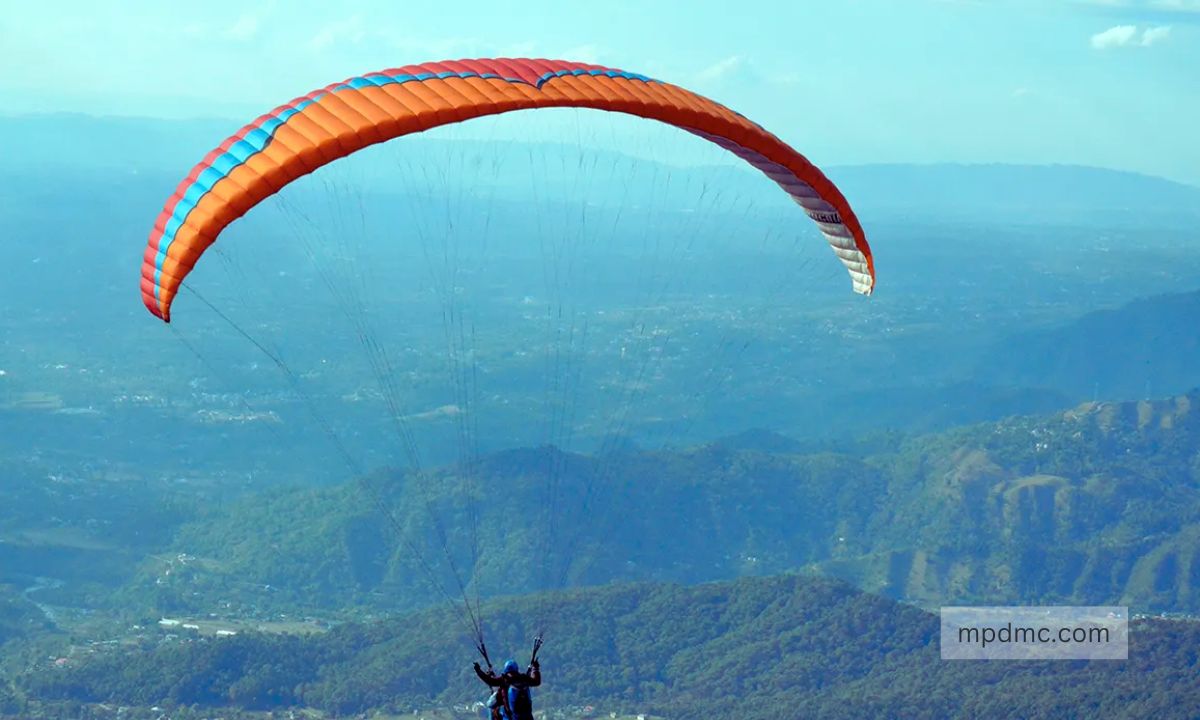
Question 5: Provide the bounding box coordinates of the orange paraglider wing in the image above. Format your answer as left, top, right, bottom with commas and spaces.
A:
142, 58, 874, 322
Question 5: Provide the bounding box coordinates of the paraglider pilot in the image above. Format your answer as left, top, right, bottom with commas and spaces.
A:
475, 658, 541, 720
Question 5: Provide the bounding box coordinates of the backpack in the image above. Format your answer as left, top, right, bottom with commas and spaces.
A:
508, 684, 533, 720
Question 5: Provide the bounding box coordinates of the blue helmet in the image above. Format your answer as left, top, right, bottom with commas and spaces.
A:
503, 659, 520, 674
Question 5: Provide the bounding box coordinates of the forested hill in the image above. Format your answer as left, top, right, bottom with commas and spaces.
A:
17, 575, 1200, 720
118, 390, 1200, 618
978, 289, 1200, 401
828, 389, 1200, 610
0, 585, 49, 649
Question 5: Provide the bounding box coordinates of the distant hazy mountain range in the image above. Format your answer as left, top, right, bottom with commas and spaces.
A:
4, 113, 1197, 224
980, 289, 1200, 401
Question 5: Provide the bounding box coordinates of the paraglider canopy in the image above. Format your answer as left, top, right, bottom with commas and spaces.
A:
141, 57, 874, 323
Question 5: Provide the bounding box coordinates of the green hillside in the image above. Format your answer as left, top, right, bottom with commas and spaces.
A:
118, 392, 1200, 618
19, 574, 1200, 720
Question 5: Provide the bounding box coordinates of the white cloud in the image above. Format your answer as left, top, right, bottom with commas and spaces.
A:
692, 56, 805, 90
1091, 24, 1139, 47
771, 71, 804, 86
1150, 0, 1200, 12
1090, 23, 1171, 47
224, 15, 260, 42
696, 56, 744, 83
1140, 25, 1173, 43
1076, 0, 1200, 10
499, 41, 538, 58
310, 15, 366, 51
311, 24, 478, 60
559, 44, 601, 64
181, 22, 209, 39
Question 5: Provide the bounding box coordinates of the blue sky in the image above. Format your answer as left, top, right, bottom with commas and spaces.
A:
2, 0, 1197, 184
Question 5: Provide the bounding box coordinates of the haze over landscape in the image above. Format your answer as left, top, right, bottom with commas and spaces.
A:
3, 2, 1199, 718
